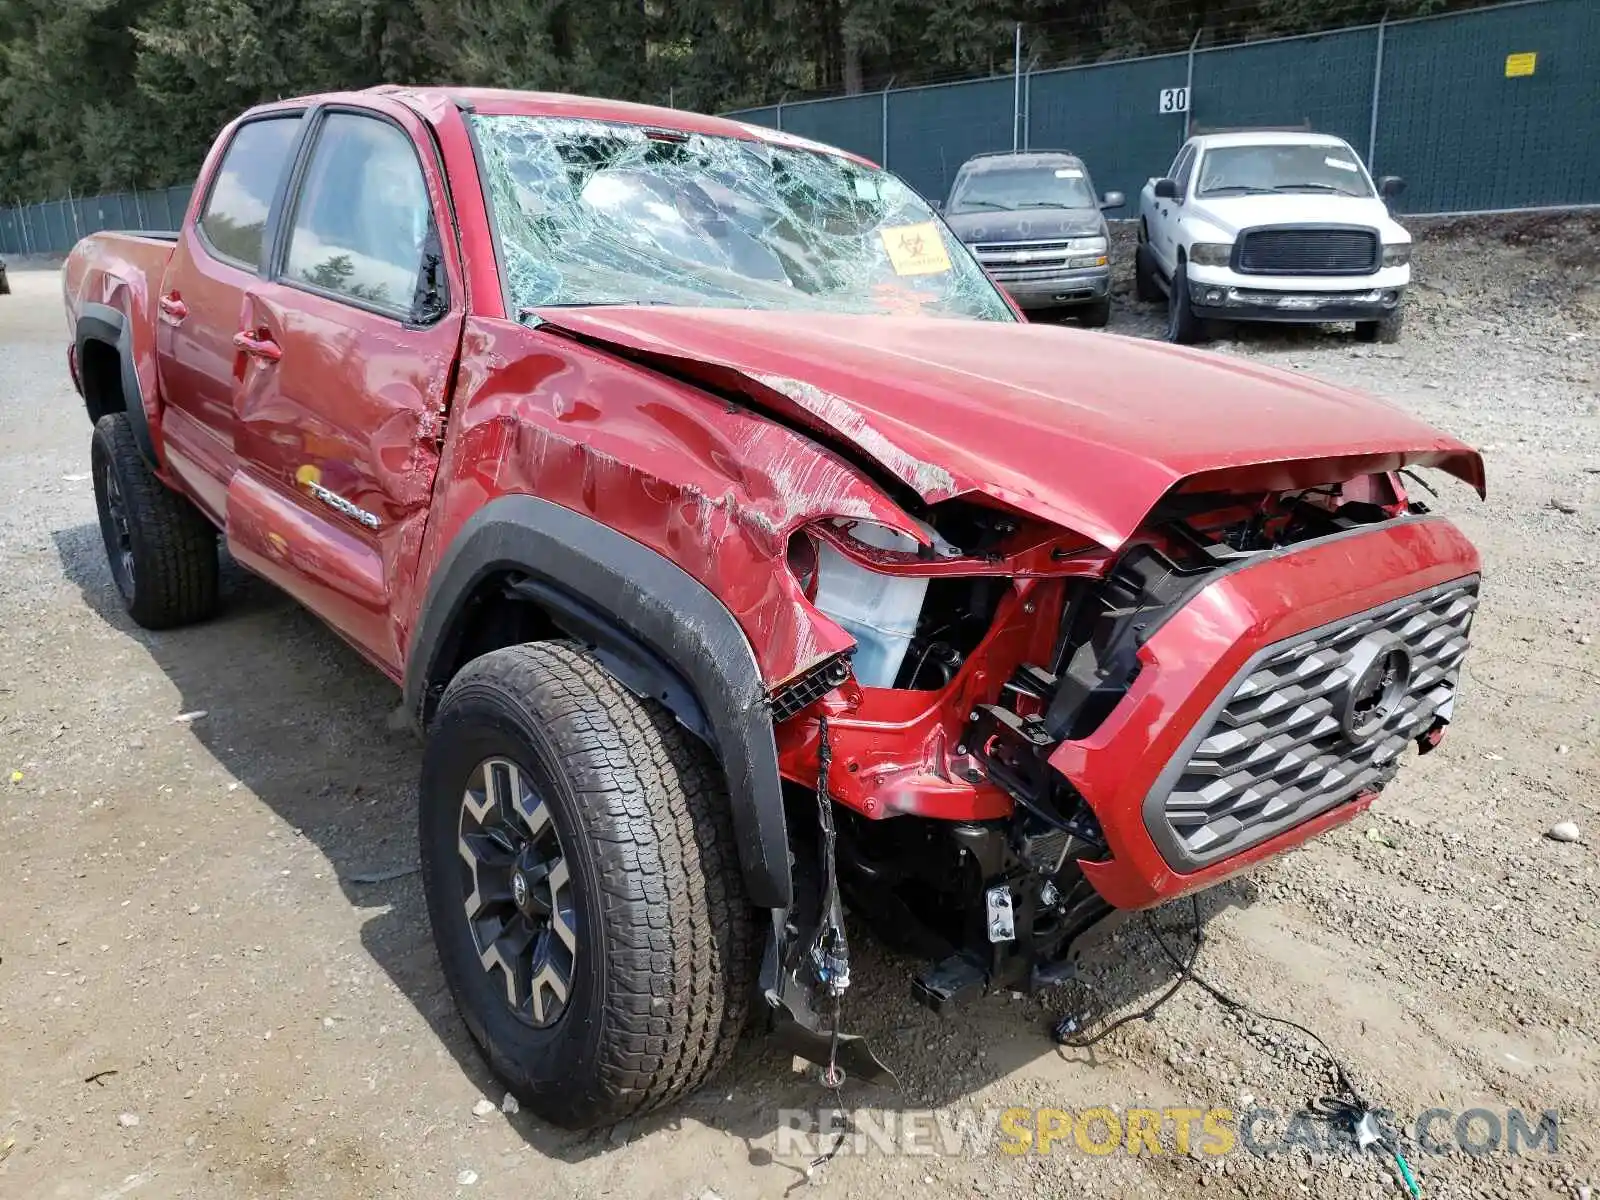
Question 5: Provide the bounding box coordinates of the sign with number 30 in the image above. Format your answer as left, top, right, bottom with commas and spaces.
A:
1159, 87, 1190, 114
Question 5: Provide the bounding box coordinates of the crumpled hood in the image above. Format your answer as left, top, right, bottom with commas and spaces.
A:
943, 209, 1106, 244
533, 307, 1483, 549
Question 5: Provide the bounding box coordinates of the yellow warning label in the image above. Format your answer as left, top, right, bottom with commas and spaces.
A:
1504, 52, 1537, 78
879, 222, 953, 276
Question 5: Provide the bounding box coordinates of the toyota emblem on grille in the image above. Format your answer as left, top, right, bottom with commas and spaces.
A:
1340, 640, 1413, 744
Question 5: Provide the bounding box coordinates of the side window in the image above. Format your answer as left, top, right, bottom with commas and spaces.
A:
197, 117, 301, 271
1174, 148, 1198, 197
284, 113, 433, 316
1166, 146, 1191, 180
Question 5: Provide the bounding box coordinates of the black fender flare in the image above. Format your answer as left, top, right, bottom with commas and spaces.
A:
76, 302, 157, 466
403, 494, 791, 909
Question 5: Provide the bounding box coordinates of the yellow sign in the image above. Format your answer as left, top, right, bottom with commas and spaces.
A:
1505, 52, 1537, 77
879, 222, 952, 276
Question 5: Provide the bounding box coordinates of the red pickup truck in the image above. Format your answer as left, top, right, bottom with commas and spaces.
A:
65, 86, 1484, 1129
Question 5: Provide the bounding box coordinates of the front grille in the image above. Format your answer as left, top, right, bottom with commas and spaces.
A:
973, 239, 1101, 282
1235, 227, 1379, 275
1146, 578, 1478, 869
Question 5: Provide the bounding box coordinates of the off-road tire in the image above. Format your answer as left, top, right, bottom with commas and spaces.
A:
1134, 236, 1162, 303
90, 412, 219, 629
420, 641, 756, 1129
1355, 305, 1404, 345
1078, 297, 1112, 328
1166, 260, 1206, 344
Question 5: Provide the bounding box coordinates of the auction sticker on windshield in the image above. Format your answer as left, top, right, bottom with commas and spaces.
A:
880, 222, 953, 275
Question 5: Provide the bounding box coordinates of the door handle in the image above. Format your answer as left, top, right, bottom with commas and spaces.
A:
233, 328, 282, 363
158, 293, 188, 322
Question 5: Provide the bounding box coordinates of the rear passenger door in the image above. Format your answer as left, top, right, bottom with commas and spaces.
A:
225, 101, 466, 674
156, 112, 304, 522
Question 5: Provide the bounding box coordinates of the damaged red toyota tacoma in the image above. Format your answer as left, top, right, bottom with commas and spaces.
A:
64, 87, 1484, 1128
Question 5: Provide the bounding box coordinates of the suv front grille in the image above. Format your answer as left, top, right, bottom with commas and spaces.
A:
1146, 578, 1478, 869
973, 239, 1100, 282
1235, 227, 1379, 275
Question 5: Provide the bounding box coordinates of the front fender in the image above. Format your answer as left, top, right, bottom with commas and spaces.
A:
403, 494, 791, 908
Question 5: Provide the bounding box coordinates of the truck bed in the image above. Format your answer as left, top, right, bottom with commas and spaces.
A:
63, 230, 181, 437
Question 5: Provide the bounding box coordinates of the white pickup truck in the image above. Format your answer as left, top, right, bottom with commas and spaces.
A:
1136, 131, 1411, 344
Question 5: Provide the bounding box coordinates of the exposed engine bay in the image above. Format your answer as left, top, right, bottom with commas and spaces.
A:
763, 473, 1474, 1079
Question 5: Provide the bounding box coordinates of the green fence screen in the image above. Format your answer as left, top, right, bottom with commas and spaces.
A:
2, 0, 1596, 255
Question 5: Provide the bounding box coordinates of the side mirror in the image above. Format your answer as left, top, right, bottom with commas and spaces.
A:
1378, 175, 1406, 199
1153, 178, 1180, 200
1099, 190, 1126, 211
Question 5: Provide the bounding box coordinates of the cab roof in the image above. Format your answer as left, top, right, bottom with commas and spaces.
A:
957, 150, 1085, 173
1186, 130, 1353, 150
251, 86, 875, 166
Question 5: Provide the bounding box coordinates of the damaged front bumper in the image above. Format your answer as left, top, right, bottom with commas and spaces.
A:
765, 518, 1479, 1079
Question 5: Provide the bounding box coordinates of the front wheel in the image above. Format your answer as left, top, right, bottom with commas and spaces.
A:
1166, 261, 1206, 344
1134, 239, 1162, 303
1078, 297, 1112, 328
1355, 304, 1404, 344
420, 642, 756, 1129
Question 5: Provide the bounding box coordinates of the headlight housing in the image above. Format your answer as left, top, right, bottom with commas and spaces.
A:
1065, 236, 1108, 254
1382, 242, 1412, 267
1188, 242, 1232, 267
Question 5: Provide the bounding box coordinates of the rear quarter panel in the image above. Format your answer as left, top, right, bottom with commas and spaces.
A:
64, 233, 177, 441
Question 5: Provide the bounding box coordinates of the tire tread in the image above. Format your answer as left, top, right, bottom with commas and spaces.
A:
91, 413, 218, 629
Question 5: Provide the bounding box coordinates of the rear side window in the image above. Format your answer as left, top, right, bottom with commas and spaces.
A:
283, 113, 432, 316
197, 117, 301, 270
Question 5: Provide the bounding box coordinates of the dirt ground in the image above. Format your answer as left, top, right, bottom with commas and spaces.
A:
1, 221, 1597, 1200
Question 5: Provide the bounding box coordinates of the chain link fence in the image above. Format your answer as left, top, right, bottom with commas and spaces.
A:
735, 0, 1598, 216
1, 185, 193, 258
2, 0, 1596, 256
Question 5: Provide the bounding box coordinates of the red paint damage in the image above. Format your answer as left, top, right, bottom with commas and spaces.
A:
534, 305, 1485, 549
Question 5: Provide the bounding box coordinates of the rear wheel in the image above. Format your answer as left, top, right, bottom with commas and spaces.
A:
90, 412, 219, 629
420, 642, 756, 1129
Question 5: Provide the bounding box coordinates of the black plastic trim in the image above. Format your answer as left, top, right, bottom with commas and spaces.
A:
75, 303, 155, 465
403, 495, 791, 908
504, 577, 712, 746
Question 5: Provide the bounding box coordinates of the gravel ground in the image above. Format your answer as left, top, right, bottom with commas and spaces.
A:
1, 217, 1597, 1200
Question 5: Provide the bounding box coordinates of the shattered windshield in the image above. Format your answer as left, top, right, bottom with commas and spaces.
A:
469, 115, 1015, 321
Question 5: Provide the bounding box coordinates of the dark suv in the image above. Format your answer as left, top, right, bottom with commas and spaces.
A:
942, 150, 1124, 325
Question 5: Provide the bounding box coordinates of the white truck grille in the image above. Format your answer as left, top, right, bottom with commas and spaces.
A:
1146, 578, 1478, 869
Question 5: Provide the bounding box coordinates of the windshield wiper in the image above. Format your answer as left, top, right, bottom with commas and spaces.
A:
1013, 201, 1083, 210
1269, 182, 1363, 195
953, 200, 1012, 211
1200, 185, 1275, 195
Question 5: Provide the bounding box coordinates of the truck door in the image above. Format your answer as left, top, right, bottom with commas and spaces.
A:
224, 101, 466, 674
154, 112, 306, 523
1152, 144, 1195, 274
